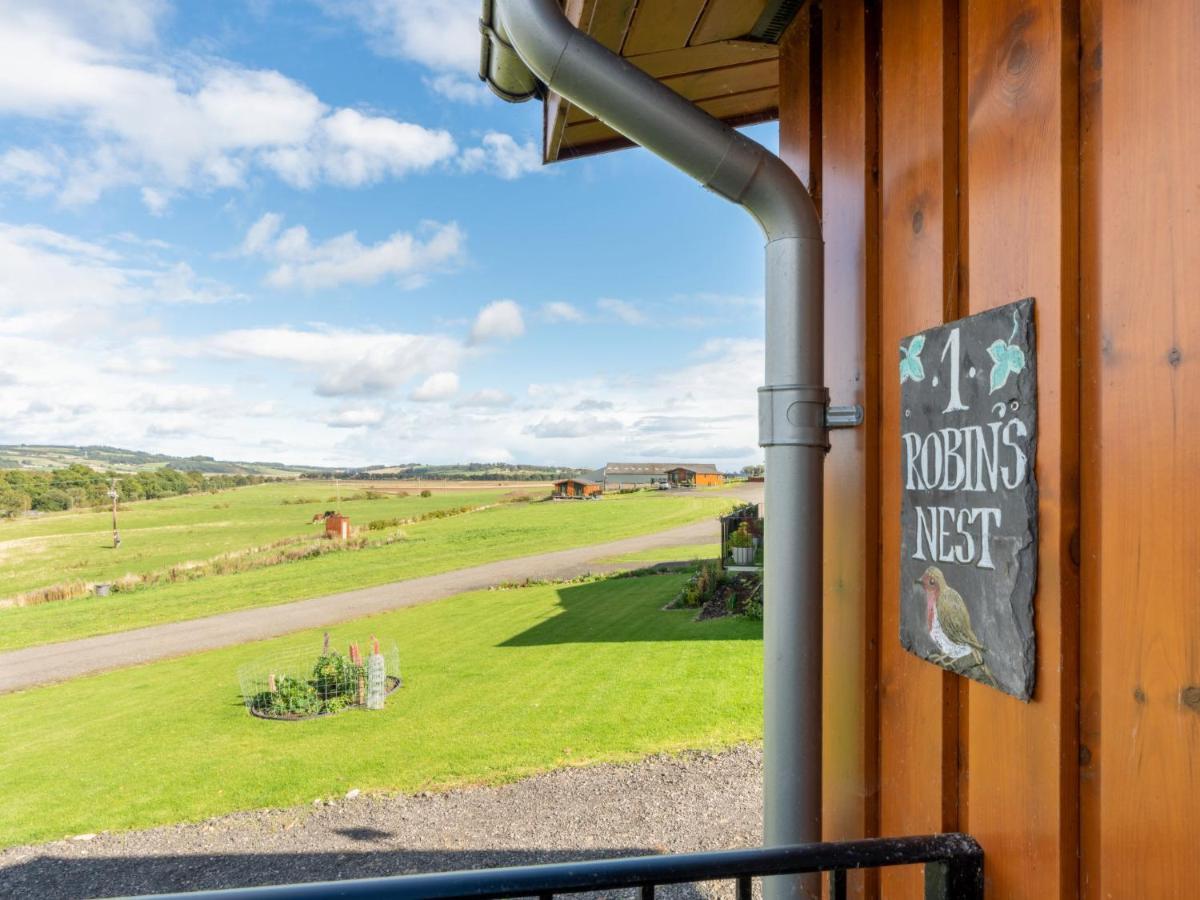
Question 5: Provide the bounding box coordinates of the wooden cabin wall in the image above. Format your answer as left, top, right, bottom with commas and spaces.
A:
780, 0, 1200, 897
876, 1, 964, 896
1079, 1, 1200, 896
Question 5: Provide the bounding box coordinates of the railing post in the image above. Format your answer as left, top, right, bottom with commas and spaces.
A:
924, 849, 984, 900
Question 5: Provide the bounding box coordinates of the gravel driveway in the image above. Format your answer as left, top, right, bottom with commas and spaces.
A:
0, 745, 764, 899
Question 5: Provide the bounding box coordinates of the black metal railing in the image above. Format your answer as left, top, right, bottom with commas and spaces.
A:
144, 833, 982, 900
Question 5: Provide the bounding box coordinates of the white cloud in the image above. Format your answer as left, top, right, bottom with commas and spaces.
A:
325, 406, 385, 428
541, 301, 585, 323
470, 300, 525, 344
459, 132, 541, 180
208, 325, 463, 397
240, 214, 464, 291
597, 297, 647, 325
525, 415, 622, 439
0, 4, 459, 205
410, 371, 459, 402
262, 108, 458, 189
101, 356, 173, 376
0, 147, 61, 196
241, 212, 284, 255
574, 398, 613, 411
0, 222, 238, 336
139, 384, 231, 413
456, 388, 513, 408
140, 186, 169, 214
322, 0, 480, 75
424, 74, 491, 105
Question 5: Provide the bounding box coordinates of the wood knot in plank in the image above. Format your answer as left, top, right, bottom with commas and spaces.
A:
1181, 686, 1200, 713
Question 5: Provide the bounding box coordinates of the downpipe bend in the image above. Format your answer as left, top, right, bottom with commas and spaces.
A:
487, 2, 829, 896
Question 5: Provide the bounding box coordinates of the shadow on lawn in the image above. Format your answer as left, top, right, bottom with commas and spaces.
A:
0, 847, 718, 899
499, 575, 761, 647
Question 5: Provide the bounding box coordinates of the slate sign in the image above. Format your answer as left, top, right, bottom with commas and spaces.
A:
899, 298, 1037, 701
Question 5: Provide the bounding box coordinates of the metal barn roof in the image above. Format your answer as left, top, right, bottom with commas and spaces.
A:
604, 462, 719, 475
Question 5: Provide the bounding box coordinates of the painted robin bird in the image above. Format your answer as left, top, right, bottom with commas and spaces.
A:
916, 566, 997, 687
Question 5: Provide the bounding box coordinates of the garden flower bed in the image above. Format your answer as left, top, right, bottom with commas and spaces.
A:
238, 633, 402, 720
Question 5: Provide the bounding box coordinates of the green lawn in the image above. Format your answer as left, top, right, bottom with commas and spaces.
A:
0, 491, 733, 651
0, 572, 762, 848
0, 481, 514, 598
602, 542, 720, 564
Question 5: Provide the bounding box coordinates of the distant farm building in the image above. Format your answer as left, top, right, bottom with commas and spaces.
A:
553, 478, 602, 499
601, 462, 723, 490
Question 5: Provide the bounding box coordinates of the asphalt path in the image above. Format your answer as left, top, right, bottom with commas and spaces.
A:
0, 485, 760, 693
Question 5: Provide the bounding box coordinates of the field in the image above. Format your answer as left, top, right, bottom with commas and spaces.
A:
0, 572, 762, 849
0, 483, 735, 651
0, 482, 518, 599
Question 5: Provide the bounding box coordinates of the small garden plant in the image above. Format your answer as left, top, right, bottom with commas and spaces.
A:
729, 522, 754, 548
671, 561, 762, 621
240, 633, 401, 720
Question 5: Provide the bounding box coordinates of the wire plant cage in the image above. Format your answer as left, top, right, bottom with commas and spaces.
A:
237, 632, 402, 721
720, 502, 763, 571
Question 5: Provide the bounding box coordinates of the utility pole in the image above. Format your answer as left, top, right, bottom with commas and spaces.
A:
107, 478, 121, 549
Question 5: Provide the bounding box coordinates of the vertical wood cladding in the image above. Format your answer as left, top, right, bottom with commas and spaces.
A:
878, 1, 963, 896
780, 0, 1199, 895
1081, 1, 1200, 896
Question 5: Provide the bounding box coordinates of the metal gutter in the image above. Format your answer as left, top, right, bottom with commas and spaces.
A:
479, 4, 856, 896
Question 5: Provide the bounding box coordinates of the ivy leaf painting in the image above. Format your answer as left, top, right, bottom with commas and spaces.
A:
987, 309, 1026, 393
900, 334, 926, 384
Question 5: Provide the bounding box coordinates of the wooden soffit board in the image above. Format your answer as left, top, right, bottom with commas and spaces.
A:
544, 0, 784, 162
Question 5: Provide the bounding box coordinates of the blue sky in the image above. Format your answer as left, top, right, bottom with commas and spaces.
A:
0, 0, 772, 469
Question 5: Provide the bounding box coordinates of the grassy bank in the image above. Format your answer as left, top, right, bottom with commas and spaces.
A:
0, 572, 762, 848
0, 491, 734, 651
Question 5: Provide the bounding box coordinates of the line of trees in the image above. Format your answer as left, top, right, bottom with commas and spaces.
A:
0, 465, 270, 517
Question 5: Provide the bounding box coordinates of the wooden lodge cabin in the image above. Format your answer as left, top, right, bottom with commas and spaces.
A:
552, 477, 602, 499
665, 464, 724, 488
522, 1, 1200, 896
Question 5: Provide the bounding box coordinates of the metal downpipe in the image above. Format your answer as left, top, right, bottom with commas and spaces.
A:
486, 3, 826, 896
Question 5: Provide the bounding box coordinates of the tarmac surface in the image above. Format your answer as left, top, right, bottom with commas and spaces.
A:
0, 485, 760, 693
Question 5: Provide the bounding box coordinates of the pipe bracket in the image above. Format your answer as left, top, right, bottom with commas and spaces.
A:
758, 384, 830, 450
827, 404, 864, 429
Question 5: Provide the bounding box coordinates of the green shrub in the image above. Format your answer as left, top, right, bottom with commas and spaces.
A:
37, 488, 72, 512
311, 652, 364, 702
420, 489, 432, 498
729, 522, 754, 549
259, 676, 320, 717
676, 561, 726, 608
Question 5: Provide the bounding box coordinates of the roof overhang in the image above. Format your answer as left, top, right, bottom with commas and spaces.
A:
540, 0, 803, 163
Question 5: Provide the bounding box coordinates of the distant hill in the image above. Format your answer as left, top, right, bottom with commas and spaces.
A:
334, 463, 592, 482
0, 445, 328, 478
0, 445, 588, 482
